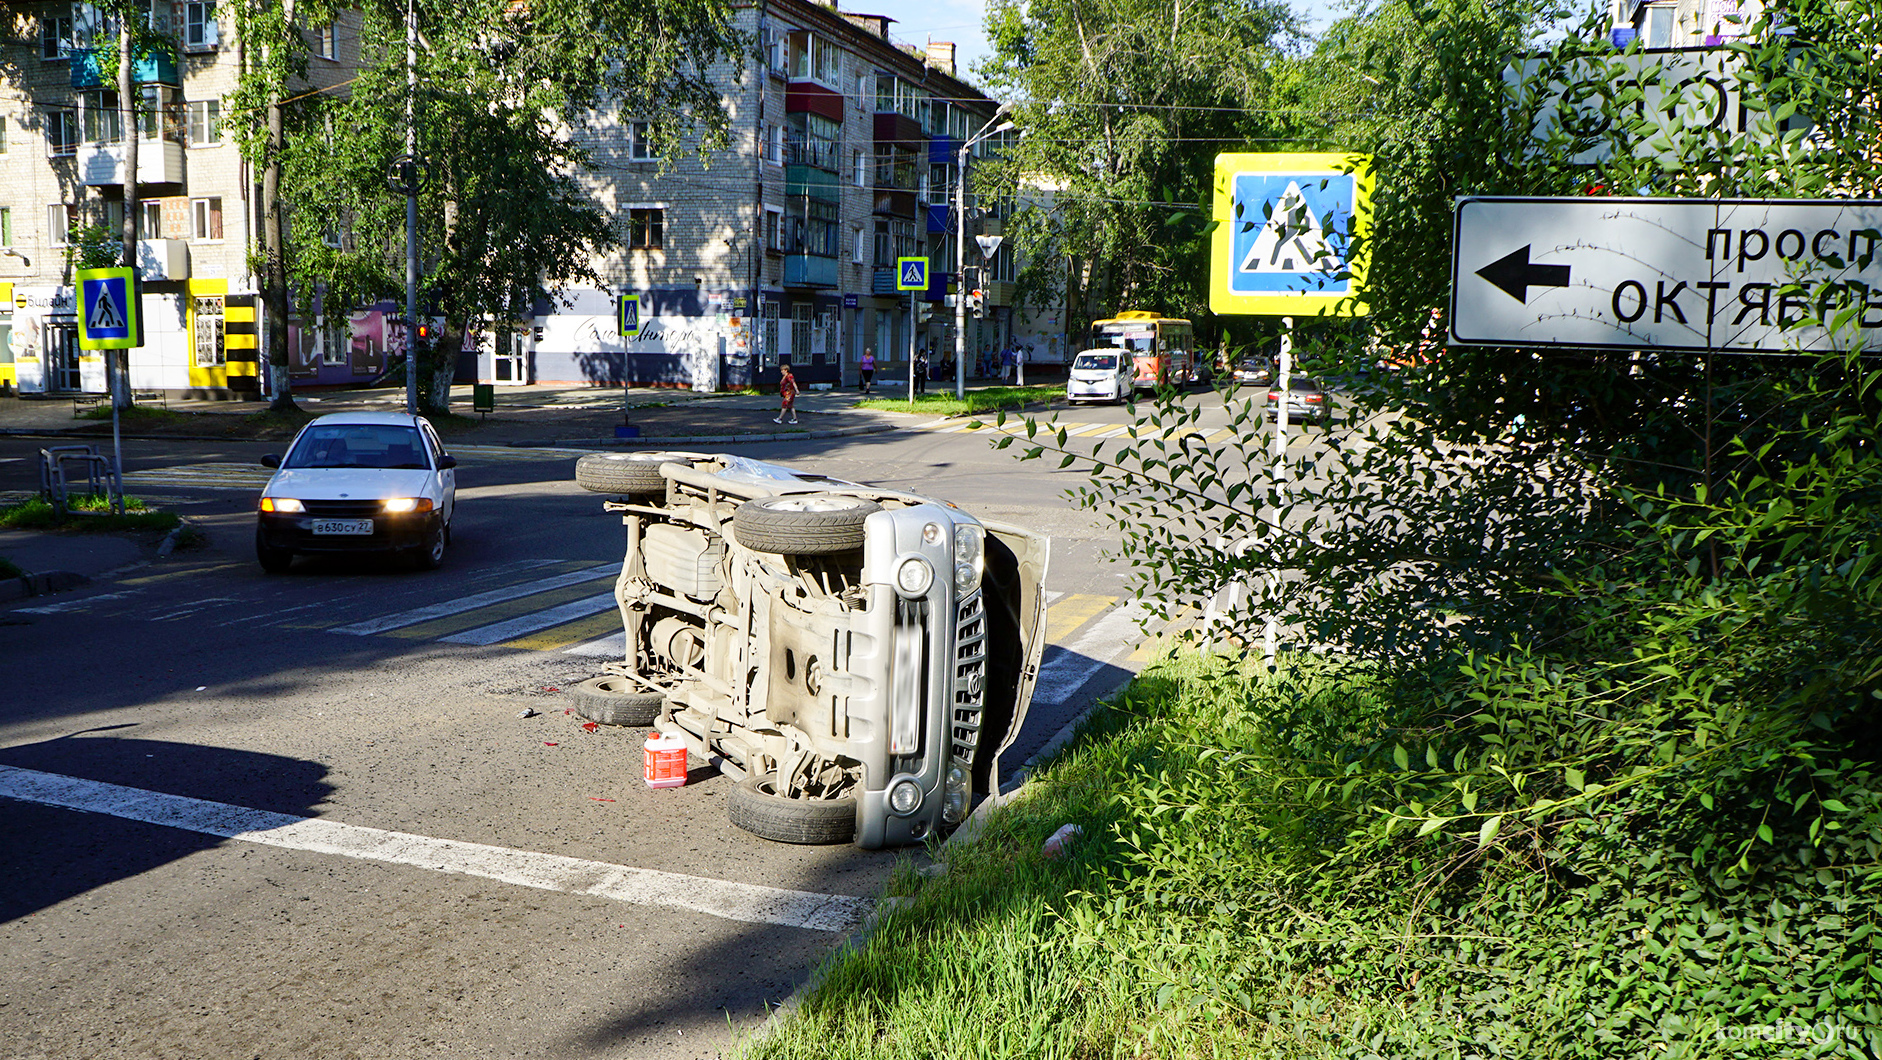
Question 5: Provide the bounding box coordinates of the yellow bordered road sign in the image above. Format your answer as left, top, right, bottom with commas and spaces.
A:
76, 266, 143, 349
617, 293, 641, 338
896, 257, 929, 292
1210, 152, 1373, 317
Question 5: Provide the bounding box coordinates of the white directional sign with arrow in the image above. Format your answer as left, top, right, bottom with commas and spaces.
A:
1450, 197, 1882, 353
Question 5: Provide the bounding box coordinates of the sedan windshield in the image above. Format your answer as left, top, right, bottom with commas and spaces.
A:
284, 425, 430, 470
1072, 352, 1120, 370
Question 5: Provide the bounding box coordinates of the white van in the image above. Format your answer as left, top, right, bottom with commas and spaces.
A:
1065, 349, 1133, 404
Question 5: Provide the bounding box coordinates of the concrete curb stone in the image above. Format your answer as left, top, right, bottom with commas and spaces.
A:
0, 569, 90, 603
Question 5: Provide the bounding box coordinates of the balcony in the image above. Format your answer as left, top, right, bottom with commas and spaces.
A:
872, 267, 950, 299
784, 254, 839, 289
984, 281, 1015, 307
70, 46, 179, 89
785, 163, 841, 203
78, 139, 185, 186
137, 239, 188, 281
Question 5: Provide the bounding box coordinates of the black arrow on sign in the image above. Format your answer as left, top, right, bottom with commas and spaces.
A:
1475, 245, 1571, 303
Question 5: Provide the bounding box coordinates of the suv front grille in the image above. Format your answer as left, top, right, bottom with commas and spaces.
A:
951, 591, 987, 769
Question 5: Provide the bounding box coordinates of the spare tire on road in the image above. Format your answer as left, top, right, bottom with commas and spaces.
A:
732, 494, 880, 555
574, 452, 703, 495
728, 774, 857, 845
567, 675, 665, 726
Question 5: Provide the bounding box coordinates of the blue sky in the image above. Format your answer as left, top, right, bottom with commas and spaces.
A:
853, 0, 1352, 83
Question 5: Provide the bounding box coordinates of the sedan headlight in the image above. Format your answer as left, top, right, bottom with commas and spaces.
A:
381, 497, 434, 514
952, 526, 983, 594
259, 497, 304, 513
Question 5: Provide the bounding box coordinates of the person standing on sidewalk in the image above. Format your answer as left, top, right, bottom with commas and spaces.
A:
859, 347, 876, 394
914, 348, 928, 395
775, 363, 799, 424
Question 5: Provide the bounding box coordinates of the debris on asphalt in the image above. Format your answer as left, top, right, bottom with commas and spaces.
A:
581, 721, 599, 733
1042, 824, 1083, 860
589, 797, 615, 803
195, 686, 207, 691
544, 741, 559, 747
517, 708, 539, 719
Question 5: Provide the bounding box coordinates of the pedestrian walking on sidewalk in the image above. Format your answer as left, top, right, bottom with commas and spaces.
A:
859, 347, 876, 394
914, 349, 928, 395
775, 363, 799, 424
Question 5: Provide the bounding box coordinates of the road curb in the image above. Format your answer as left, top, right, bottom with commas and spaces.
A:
0, 569, 90, 603
1, 422, 905, 447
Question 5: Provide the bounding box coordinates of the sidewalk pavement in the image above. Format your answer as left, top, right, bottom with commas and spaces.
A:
0, 379, 1044, 448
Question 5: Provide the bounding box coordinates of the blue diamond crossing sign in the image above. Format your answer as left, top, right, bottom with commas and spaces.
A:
617, 293, 641, 339
1209, 152, 1373, 317
896, 256, 929, 292
76, 266, 143, 349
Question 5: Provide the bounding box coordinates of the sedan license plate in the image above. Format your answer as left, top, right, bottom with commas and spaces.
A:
312, 518, 375, 536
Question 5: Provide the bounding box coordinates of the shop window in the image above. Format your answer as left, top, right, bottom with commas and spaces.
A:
194, 296, 226, 366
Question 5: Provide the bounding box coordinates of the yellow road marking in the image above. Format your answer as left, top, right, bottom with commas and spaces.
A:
1045, 593, 1115, 642
379, 576, 617, 640
501, 609, 624, 652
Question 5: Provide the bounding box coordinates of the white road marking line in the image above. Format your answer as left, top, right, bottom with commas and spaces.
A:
12, 592, 133, 614
1031, 602, 1147, 704
0, 765, 871, 933
331, 564, 619, 635
440, 591, 619, 645
563, 631, 626, 658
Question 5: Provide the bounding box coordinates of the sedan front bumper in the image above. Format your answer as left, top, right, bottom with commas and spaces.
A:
257, 510, 442, 554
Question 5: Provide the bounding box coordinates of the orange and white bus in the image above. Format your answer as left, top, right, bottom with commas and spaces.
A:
1091, 311, 1197, 390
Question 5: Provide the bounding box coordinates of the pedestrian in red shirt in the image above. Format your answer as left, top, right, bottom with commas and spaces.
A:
775, 363, 799, 424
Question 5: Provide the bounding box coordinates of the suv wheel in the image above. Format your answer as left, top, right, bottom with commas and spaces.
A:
728, 775, 857, 845
567, 675, 665, 726
731, 494, 881, 554
574, 451, 706, 495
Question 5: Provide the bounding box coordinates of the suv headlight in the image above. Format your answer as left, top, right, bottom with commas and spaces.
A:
952, 525, 983, 594
895, 556, 934, 596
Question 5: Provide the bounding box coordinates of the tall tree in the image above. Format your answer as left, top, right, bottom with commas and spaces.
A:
979, 0, 1299, 337
271, 0, 741, 413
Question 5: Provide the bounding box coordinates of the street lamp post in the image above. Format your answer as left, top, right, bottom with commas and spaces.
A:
955, 106, 1014, 399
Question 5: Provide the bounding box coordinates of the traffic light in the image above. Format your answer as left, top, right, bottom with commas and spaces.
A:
969, 290, 985, 319
916, 300, 932, 324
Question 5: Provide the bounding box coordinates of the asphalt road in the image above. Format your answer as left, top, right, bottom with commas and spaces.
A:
0, 410, 1205, 1060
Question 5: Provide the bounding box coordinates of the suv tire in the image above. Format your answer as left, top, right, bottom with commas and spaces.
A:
574, 452, 704, 495
732, 494, 881, 554
728, 775, 857, 845
568, 675, 665, 726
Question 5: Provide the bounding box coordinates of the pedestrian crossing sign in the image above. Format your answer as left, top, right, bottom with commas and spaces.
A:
1209, 152, 1373, 317
76, 266, 143, 349
896, 257, 929, 292
617, 293, 641, 339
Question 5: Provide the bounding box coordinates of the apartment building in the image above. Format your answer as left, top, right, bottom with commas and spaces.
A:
0, 2, 367, 399
522, 0, 1011, 391
1608, 0, 1762, 47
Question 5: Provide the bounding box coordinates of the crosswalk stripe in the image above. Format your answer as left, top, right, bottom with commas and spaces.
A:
500, 608, 624, 652
330, 563, 618, 635
441, 591, 618, 645
1034, 603, 1148, 704
122, 463, 274, 490
1045, 593, 1115, 642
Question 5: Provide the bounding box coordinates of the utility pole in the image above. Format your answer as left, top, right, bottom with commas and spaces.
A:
263, 0, 298, 412
403, 0, 420, 415
107, 7, 135, 513
954, 105, 1012, 399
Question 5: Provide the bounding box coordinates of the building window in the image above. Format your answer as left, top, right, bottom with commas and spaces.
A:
191, 196, 223, 240
184, 2, 219, 49
83, 92, 123, 144
852, 225, 865, 264
41, 13, 73, 60
194, 296, 225, 366
853, 148, 866, 188
48, 204, 76, 246
628, 121, 658, 162
1, 207, 14, 246
763, 122, 783, 166
1639, 2, 1676, 47
0, 117, 7, 153
764, 205, 784, 252
316, 22, 337, 59
760, 301, 780, 367
47, 110, 78, 155
139, 201, 162, 239
627, 207, 664, 249
188, 99, 220, 146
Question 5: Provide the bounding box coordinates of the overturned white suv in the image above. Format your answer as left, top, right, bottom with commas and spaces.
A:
572, 452, 1050, 848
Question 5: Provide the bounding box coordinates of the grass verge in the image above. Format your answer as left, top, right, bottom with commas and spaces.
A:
0, 494, 181, 532
854, 385, 1062, 416
745, 649, 1882, 1059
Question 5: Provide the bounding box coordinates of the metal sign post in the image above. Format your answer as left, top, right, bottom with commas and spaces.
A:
1208, 152, 1374, 666
75, 266, 140, 514
896, 257, 929, 406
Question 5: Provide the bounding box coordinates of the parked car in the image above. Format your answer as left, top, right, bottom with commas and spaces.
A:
571, 451, 1050, 848
1267, 377, 1330, 423
1065, 348, 1134, 404
1232, 357, 1273, 387
255, 412, 458, 572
